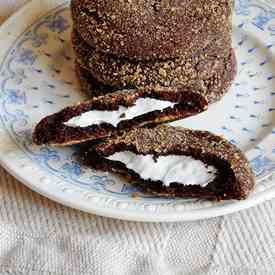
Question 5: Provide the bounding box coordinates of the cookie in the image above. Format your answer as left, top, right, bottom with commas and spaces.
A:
80, 125, 255, 200
71, 0, 233, 60
75, 62, 118, 98
33, 88, 208, 146
73, 30, 237, 103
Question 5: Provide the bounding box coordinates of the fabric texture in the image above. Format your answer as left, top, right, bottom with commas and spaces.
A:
0, 1, 275, 274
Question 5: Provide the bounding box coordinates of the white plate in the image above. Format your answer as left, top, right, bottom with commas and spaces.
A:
0, 0, 275, 222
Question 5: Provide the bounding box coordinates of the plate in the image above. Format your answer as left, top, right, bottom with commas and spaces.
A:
0, 0, 275, 222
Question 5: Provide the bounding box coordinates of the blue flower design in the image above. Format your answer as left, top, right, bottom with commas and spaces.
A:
229, 139, 238, 145
252, 11, 275, 31
235, 0, 275, 33
5, 89, 26, 105
62, 162, 81, 176
15, 48, 37, 65
46, 15, 69, 33
250, 155, 275, 177
235, 0, 250, 16
13, 68, 27, 85
38, 147, 60, 162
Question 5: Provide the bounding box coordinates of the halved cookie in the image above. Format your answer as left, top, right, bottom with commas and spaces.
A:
33, 88, 208, 146
80, 125, 255, 200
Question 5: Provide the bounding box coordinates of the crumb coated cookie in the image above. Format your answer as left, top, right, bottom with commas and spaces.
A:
33, 88, 208, 146
72, 31, 237, 103
71, 0, 233, 60
75, 62, 118, 98
81, 125, 255, 200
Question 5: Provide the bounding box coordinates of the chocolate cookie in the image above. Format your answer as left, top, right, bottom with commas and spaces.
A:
73, 31, 237, 103
75, 62, 118, 98
33, 88, 208, 146
80, 125, 255, 200
71, 0, 233, 60
72, 27, 232, 67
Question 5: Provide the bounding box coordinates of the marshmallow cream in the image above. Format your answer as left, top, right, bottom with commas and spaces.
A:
64, 97, 175, 128
107, 151, 217, 187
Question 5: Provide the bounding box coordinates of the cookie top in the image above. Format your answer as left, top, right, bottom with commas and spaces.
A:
82, 125, 255, 200
71, 0, 233, 60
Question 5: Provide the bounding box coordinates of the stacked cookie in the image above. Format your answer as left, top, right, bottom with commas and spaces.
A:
71, 0, 236, 103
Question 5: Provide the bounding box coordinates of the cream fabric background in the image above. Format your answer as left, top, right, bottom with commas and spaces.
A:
0, 1, 274, 274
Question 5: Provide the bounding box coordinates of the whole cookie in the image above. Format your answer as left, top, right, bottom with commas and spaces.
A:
71, 0, 233, 60
72, 31, 236, 103
74, 46, 237, 104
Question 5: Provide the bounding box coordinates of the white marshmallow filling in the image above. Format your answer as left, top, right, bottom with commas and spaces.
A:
64, 97, 175, 128
107, 151, 218, 187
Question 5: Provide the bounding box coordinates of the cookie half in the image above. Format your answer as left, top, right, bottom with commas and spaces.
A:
33, 88, 208, 146
80, 125, 255, 200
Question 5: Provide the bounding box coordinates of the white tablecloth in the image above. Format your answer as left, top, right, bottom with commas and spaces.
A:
0, 1, 275, 274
